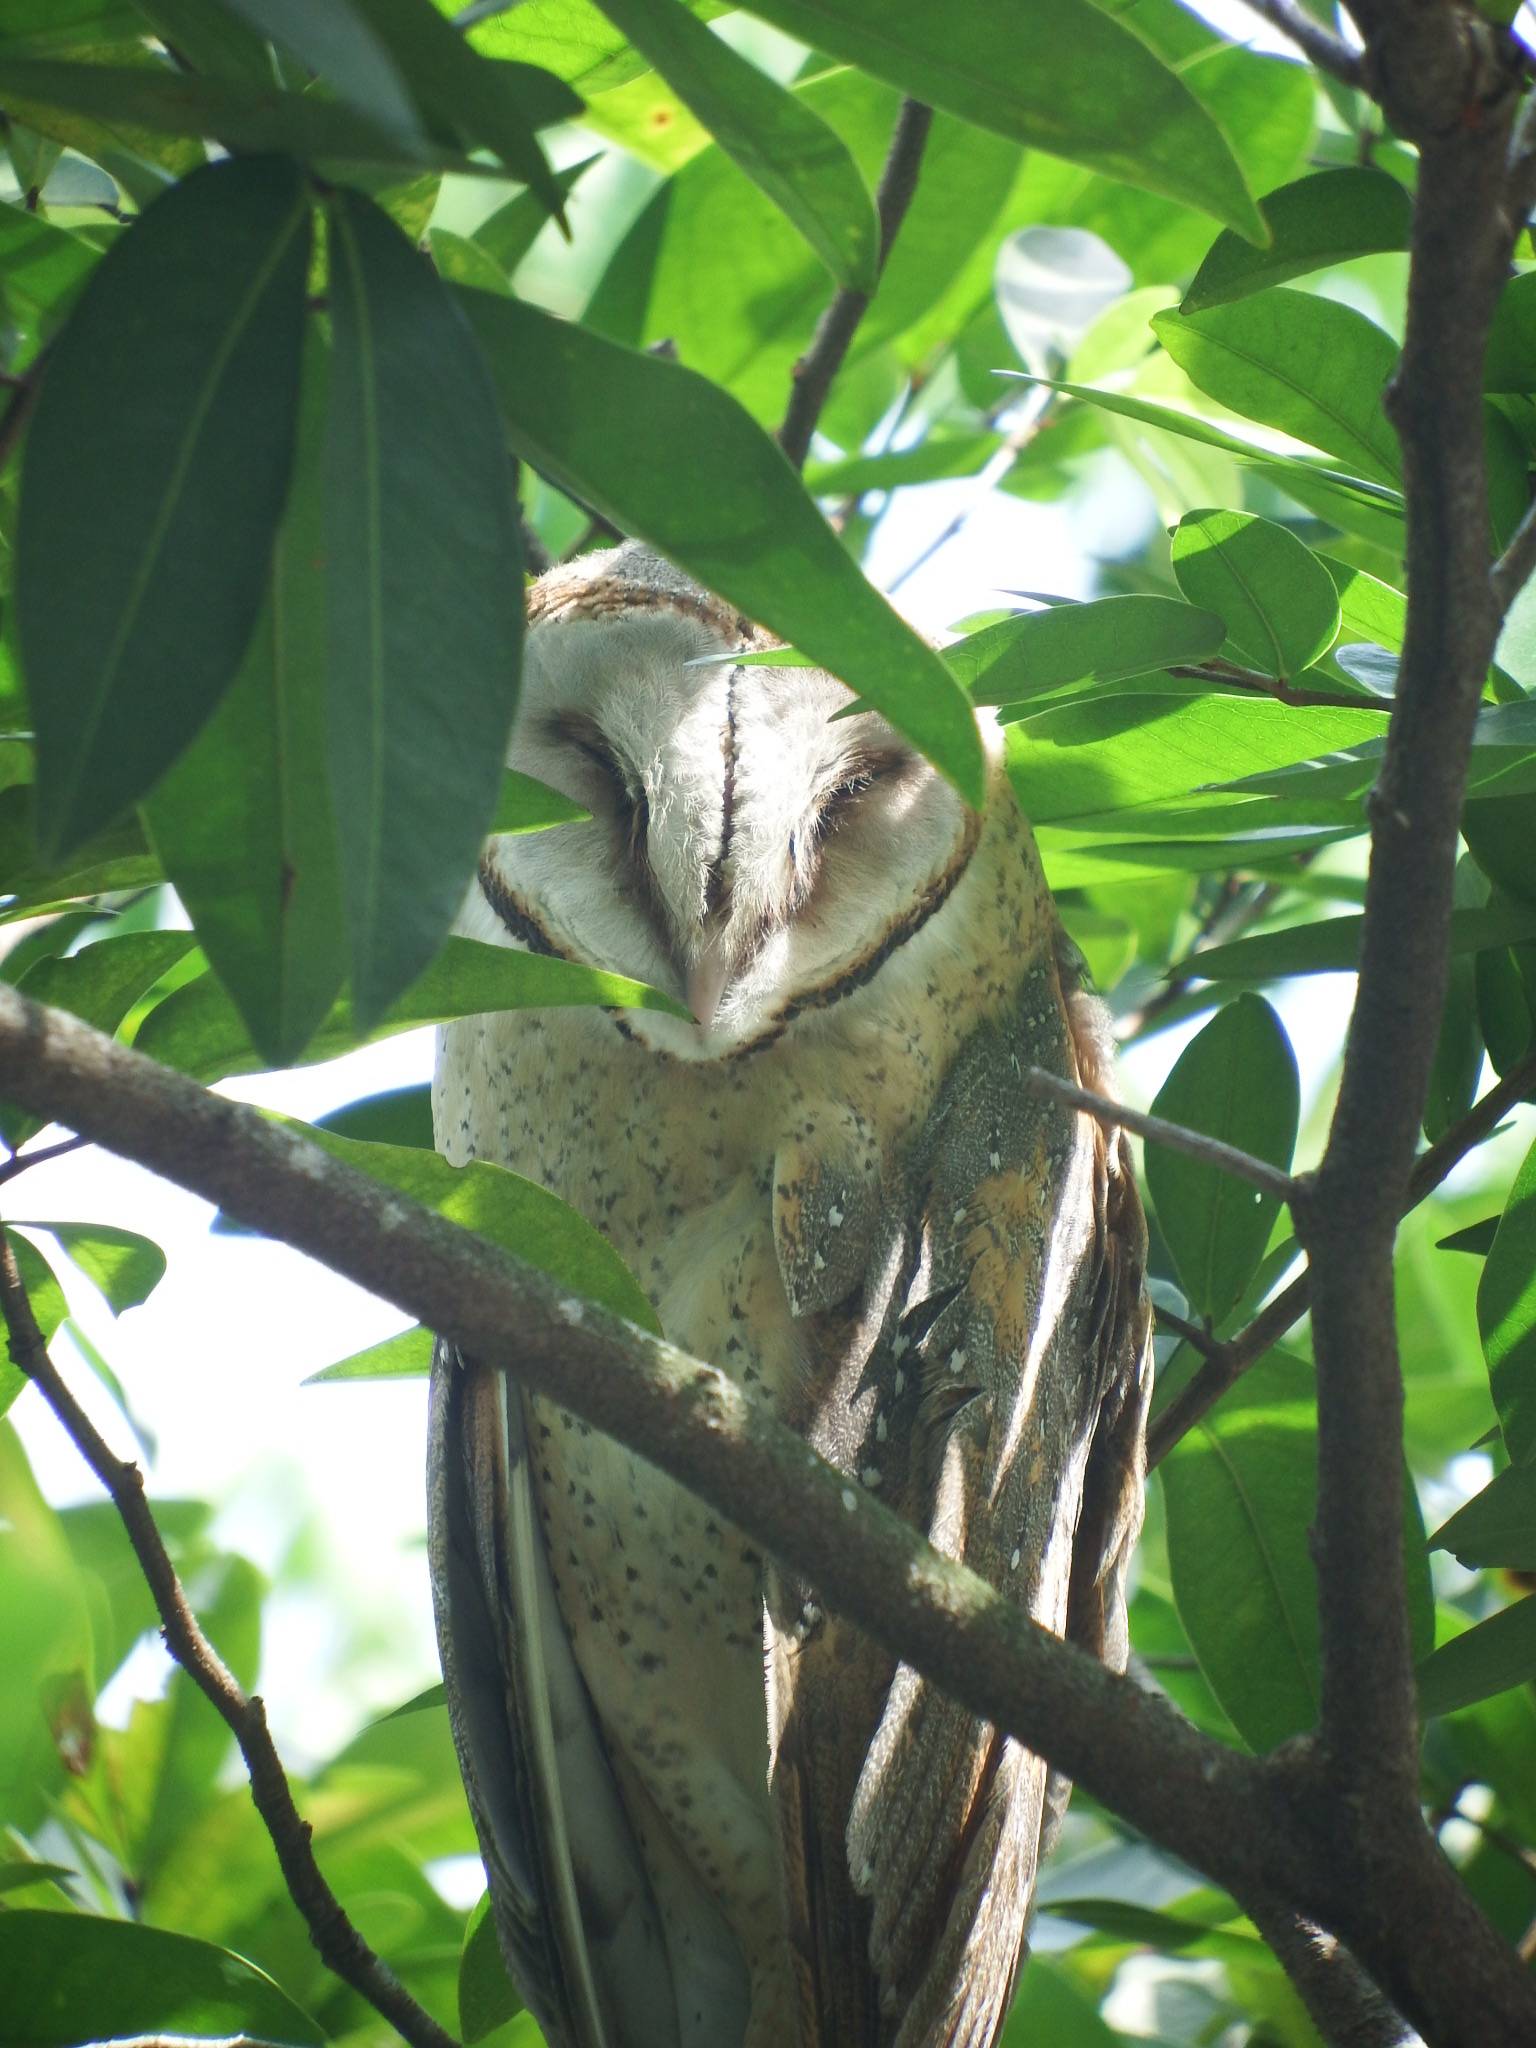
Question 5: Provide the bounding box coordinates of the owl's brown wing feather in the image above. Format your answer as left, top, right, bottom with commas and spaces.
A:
766, 935, 1151, 2048
427, 1343, 680, 2048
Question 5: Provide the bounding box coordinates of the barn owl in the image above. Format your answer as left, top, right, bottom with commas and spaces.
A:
427, 542, 1152, 2048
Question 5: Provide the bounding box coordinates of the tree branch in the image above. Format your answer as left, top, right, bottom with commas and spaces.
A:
1243, 0, 1365, 89
1247, 1902, 1412, 2048
0, 989, 1532, 2037
777, 98, 933, 470
1019, 1064, 1298, 1200
1148, 1050, 1536, 1468
1167, 660, 1377, 711
0, 1131, 88, 1185
0, 1230, 459, 2048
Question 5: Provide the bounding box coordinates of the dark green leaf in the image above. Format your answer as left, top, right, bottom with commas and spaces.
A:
593, 0, 877, 288
805, 433, 999, 498
1432, 1464, 1536, 1570
460, 1889, 523, 2042
1486, 271, 1536, 393
1438, 1219, 1501, 1257
1041, 1896, 1264, 1962
2, 0, 146, 54
16, 928, 199, 1033
1153, 290, 1401, 485
472, 153, 597, 275
1419, 1598, 1536, 1718
340, 0, 578, 214
1145, 993, 1298, 1323
1213, 700, 1536, 807
0, 55, 546, 173
319, 1083, 433, 1149
325, 189, 523, 1023
144, 328, 347, 1067
0, 1426, 96, 1826
218, 0, 430, 144
1480, 1135, 1536, 1465
305, 1323, 433, 1383
728, 0, 1263, 238
952, 596, 1225, 704
1189, 904, 1536, 982
133, 934, 685, 1083
286, 1122, 661, 1332
1170, 509, 1341, 680
999, 1958, 1119, 2044
1182, 167, 1412, 313
128, 0, 277, 83
456, 286, 984, 804
0, 1909, 322, 2047
0, 1857, 75, 1896
17, 155, 310, 859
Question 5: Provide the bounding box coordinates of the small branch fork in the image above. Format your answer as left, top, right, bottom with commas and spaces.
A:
0, 1231, 458, 2048
777, 98, 933, 470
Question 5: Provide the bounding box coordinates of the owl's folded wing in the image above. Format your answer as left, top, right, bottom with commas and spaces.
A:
427, 1342, 679, 2048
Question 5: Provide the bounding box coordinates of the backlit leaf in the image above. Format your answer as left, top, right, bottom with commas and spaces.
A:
1182, 166, 1412, 313
1170, 509, 1341, 680
1480, 1136, 1536, 1465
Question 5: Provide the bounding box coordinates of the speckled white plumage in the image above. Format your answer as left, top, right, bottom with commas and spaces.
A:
427, 544, 1151, 2048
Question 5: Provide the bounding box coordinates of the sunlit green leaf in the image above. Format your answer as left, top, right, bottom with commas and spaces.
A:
729, 0, 1263, 238
1170, 509, 1342, 681
952, 596, 1225, 703
1182, 166, 1412, 313
460, 1889, 523, 2041
1189, 903, 1536, 982
325, 188, 524, 1023
305, 1324, 433, 1383
17, 155, 311, 859
13, 1222, 165, 1314
1153, 290, 1400, 485
593, 0, 877, 288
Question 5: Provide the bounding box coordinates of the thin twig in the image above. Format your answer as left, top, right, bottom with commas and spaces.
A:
1020, 1065, 1298, 1201
1242, 0, 1365, 87
0, 1231, 459, 2048
1154, 1305, 1220, 1359
1148, 1049, 1536, 1468
777, 99, 933, 471
1490, 499, 1536, 615
0, 1131, 87, 1187
1167, 660, 1379, 711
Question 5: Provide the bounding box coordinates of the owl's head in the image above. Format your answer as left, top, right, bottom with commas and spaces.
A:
475, 543, 982, 1061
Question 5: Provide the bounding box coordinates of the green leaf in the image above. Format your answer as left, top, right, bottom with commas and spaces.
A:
472, 153, 598, 276
305, 1323, 433, 1383
1145, 994, 1298, 1324
806, 433, 1000, 498
319, 1082, 434, 1148
338, 0, 578, 214
0, 203, 100, 333
217, 0, 429, 145
133, 933, 685, 1083
999, 1957, 1119, 2045
1164, 1352, 1433, 1752
494, 768, 590, 833
0, 1424, 96, 1826
1153, 290, 1401, 485
727, 0, 1262, 239
593, 0, 877, 288
285, 1122, 661, 1332
1419, 1597, 1536, 1718
325, 189, 524, 1024
1485, 271, 1536, 393
144, 328, 347, 1068
456, 286, 984, 804
0, 1231, 66, 1416
0, 1909, 322, 2047
17, 155, 311, 860
0, 55, 542, 173
1438, 1218, 1501, 1257
1190, 903, 1536, 982
952, 596, 1225, 704
1182, 167, 1413, 314
1170, 509, 1341, 681
460, 1889, 523, 2042
1432, 1464, 1536, 1570
1213, 700, 1536, 807
1003, 693, 1386, 826
1023, 373, 1404, 522
15, 1222, 165, 1313
1480, 1135, 1536, 1465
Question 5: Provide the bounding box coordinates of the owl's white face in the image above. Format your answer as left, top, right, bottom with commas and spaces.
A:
472, 545, 980, 1061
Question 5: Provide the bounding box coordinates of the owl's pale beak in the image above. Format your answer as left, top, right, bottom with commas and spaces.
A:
685, 935, 733, 1030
